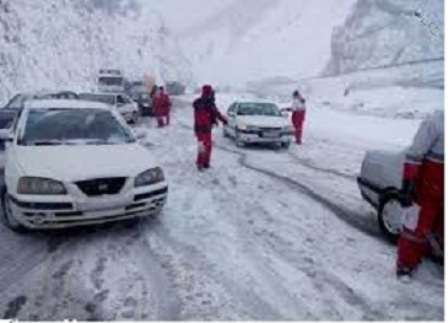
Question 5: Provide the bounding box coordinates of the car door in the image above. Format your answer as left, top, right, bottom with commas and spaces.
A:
115, 94, 128, 120
226, 103, 238, 137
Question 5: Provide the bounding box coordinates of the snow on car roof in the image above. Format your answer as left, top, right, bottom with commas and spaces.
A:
25, 99, 110, 110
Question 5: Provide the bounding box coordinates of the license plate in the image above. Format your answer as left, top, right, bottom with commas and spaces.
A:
264, 131, 279, 138
85, 208, 125, 218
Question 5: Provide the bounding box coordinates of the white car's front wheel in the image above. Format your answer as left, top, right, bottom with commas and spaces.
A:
1, 189, 26, 232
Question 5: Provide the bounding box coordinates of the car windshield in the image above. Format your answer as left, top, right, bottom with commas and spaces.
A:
19, 108, 135, 146
79, 93, 115, 105
237, 103, 281, 116
98, 77, 123, 86
0, 110, 18, 129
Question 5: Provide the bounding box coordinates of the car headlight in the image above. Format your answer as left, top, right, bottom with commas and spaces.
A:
134, 167, 165, 187
237, 123, 247, 131
17, 177, 67, 195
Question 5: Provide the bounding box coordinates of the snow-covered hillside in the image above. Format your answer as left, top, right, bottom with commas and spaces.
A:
166, 0, 356, 88
0, 0, 191, 104
325, 0, 444, 75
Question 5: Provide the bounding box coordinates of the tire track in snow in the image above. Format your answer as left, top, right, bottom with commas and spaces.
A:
174, 120, 381, 240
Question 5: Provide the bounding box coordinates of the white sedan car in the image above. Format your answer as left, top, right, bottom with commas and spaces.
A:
223, 101, 293, 148
79, 92, 139, 124
0, 100, 167, 231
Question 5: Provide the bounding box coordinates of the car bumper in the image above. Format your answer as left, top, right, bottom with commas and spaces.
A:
239, 132, 292, 144
8, 185, 168, 229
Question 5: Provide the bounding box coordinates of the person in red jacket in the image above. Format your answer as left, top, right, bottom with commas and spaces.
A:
396, 110, 444, 280
193, 85, 227, 170
159, 86, 172, 126
152, 88, 165, 127
291, 90, 306, 144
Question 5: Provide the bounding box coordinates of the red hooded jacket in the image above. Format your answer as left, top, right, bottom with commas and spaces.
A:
193, 85, 226, 134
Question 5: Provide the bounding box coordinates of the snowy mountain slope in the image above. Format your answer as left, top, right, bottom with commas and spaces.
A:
0, 0, 191, 104
325, 0, 444, 75
170, 0, 356, 87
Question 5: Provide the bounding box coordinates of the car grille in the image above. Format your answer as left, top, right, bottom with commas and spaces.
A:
259, 127, 282, 132
76, 177, 126, 196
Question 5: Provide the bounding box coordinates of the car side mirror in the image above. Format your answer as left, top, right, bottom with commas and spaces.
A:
0, 129, 13, 142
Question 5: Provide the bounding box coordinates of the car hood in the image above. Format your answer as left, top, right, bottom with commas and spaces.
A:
15, 143, 158, 182
236, 115, 289, 128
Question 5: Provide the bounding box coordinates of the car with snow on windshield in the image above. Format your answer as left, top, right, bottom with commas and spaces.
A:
223, 101, 293, 148
0, 99, 168, 231
357, 149, 406, 241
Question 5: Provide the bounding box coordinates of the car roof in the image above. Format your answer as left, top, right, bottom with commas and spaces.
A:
19, 90, 78, 98
25, 99, 111, 110
80, 92, 124, 97
235, 100, 278, 105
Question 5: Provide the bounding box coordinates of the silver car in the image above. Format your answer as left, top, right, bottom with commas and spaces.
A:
357, 150, 405, 241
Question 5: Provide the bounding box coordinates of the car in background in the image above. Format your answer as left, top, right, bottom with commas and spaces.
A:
79, 92, 139, 124
357, 150, 405, 241
132, 92, 153, 117
97, 69, 125, 93
0, 91, 79, 151
0, 99, 168, 231
166, 82, 185, 96
223, 101, 293, 148
2, 91, 79, 110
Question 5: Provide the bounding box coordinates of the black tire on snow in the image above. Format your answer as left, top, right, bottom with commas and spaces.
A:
378, 191, 401, 244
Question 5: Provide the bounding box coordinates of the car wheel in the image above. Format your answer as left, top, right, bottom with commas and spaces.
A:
223, 126, 229, 138
1, 188, 26, 233
235, 131, 245, 148
131, 112, 138, 125
378, 192, 402, 243
281, 141, 291, 149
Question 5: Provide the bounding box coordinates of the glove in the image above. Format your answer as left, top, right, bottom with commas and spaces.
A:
399, 179, 415, 208
222, 119, 228, 126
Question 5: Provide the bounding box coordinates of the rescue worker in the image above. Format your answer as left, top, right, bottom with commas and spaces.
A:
159, 86, 172, 126
291, 90, 306, 144
152, 88, 165, 127
193, 85, 227, 170
396, 109, 444, 279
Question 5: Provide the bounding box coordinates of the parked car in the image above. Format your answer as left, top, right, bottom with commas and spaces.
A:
0, 99, 168, 231
2, 91, 79, 110
223, 101, 293, 148
166, 82, 185, 96
79, 92, 139, 124
97, 69, 125, 93
357, 149, 405, 241
132, 92, 153, 117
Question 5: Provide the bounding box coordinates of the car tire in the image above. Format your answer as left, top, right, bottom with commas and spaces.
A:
235, 131, 245, 148
378, 191, 402, 243
281, 141, 291, 149
131, 112, 138, 125
1, 188, 27, 233
223, 126, 230, 138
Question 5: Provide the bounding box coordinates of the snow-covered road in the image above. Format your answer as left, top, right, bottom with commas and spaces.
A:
0, 96, 443, 320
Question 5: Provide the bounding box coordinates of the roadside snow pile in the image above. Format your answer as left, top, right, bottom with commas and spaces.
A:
0, 0, 191, 104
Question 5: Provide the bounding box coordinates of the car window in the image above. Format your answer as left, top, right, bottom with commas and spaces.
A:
0, 110, 19, 129
237, 102, 281, 117
117, 95, 126, 105
4, 95, 24, 109
228, 103, 237, 114
19, 108, 135, 146
79, 93, 115, 106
